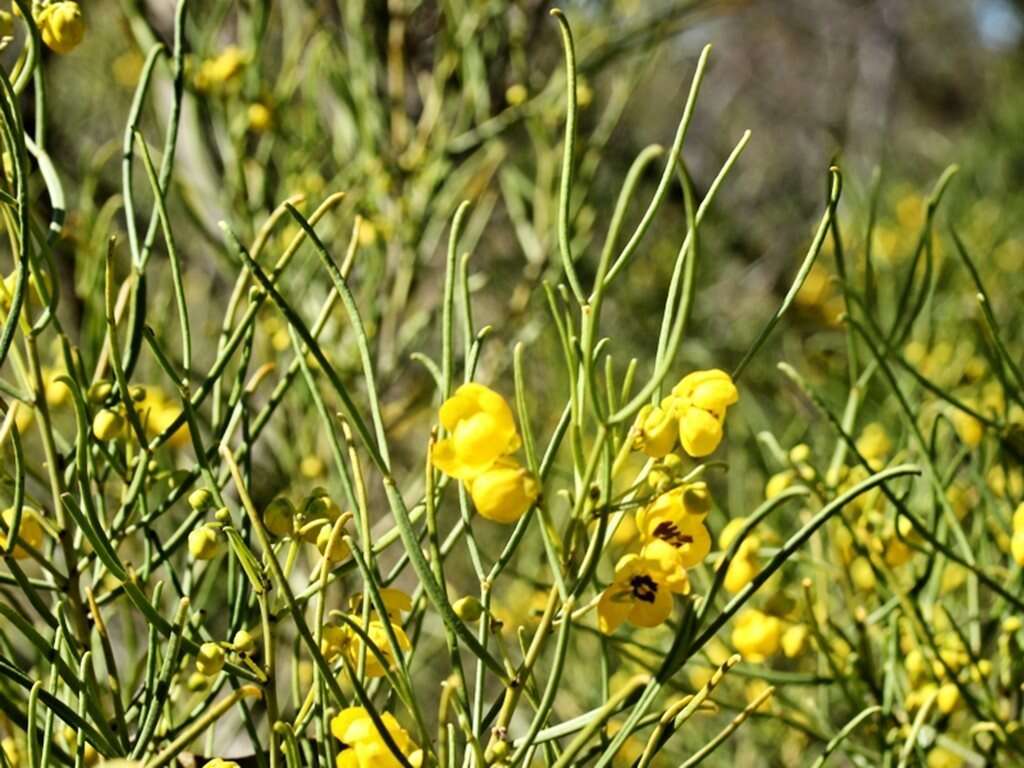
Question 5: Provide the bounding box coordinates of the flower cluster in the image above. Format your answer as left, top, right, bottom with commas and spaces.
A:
599, 482, 713, 633
331, 707, 422, 768
431, 383, 539, 524
598, 371, 737, 634
632, 369, 739, 458
322, 589, 413, 678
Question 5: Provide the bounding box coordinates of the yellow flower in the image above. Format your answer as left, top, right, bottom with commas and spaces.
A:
718, 518, 760, 593
597, 541, 687, 634
670, 369, 739, 457
723, 552, 757, 594
349, 587, 413, 620
195, 642, 225, 677
466, 459, 538, 524
631, 403, 677, 458
731, 609, 781, 662
850, 557, 876, 591
331, 708, 422, 768
1012, 531, 1024, 567
856, 422, 891, 466
635, 483, 711, 568
194, 46, 248, 92
936, 682, 960, 714
1, 507, 45, 559
431, 383, 521, 480
134, 387, 189, 448
781, 624, 808, 658
325, 617, 412, 678
36, 2, 85, 55
205, 761, 241, 768
951, 406, 984, 448
927, 746, 963, 768
1, 737, 18, 767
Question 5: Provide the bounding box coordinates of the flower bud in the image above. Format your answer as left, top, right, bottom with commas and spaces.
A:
188, 488, 214, 511
92, 408, 124, 441
186, 671, 209, 691
305, 487, 341, 521
315, 524, 350, 563
188, 524, 221, 560
247, 103, 272, 133
87, 381, 112, 404
467, 461, 539, 524
263, 497, 294, 538
195, 642, 225, 677
232, 629, 256, 655
453, 596, 484, 622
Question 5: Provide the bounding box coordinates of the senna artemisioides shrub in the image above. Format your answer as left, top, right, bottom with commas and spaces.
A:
2, 2, 1024, 768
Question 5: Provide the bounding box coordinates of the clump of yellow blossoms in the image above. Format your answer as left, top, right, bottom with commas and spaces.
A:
633, 369, 739, 458
35, 1, 85, 54
322, 589, 413, 678
431, 383, 538, 523
600, 371, 738, 634
331, 707, 422, 768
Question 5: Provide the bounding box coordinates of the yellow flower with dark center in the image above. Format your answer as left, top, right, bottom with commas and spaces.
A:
467, 458, 539, 523
36, 2, 85, 55
331, 707, 422, 768
636, 483, 711, 568
670, 369, 739, 457
431, 383, 521, 480
597, 541, 688, 633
